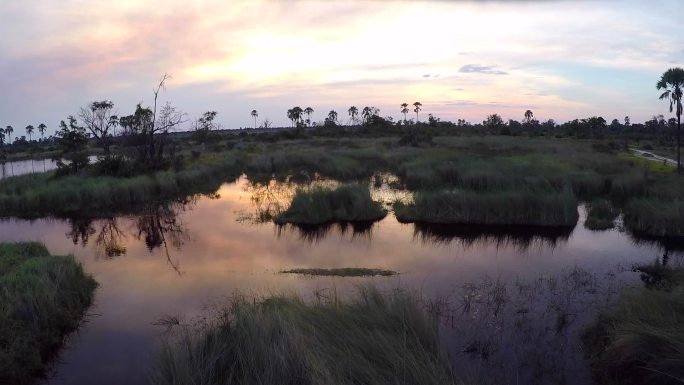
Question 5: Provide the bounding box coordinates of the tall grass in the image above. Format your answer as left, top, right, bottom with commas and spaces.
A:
584, 199, 618, 231
151, 287, 457, 385
0, 158, 241, 218
582, 263, 684, 385
623, 199, 684, 237
0, 242, 97, 385
394, 188, 578, 226
275, 184, 387, 225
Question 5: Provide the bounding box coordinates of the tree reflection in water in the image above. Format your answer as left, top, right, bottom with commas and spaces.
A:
63, 195, 205, 274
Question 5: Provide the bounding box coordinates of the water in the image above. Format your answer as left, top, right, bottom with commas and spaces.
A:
0, 177, 676, 385
0, 156, 99, 180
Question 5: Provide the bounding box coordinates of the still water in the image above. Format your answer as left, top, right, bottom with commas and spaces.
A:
0, 156, 99, 180
0, 176, 675, 385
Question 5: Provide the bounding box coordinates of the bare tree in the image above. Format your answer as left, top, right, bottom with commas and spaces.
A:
79, 100, 118, 155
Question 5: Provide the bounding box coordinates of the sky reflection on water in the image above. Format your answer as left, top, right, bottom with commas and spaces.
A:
0, 177, 675, 385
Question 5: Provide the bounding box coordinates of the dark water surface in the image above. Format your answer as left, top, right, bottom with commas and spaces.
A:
0, 177, 676, 385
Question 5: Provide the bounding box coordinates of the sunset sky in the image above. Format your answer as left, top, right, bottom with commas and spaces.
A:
1, 0, 683, 135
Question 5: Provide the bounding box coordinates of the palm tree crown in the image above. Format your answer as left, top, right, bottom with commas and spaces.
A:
26, 125, 35, 141
251, 110, 258, 129
400, 103, 409, 122
348, 106, 358, 125
413, 102, 422, 122
524, 110, 533, 123
657, 67, 684, 173
38, 123, 47, 140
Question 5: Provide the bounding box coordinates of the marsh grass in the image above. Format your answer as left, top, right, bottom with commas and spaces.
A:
280, 268, 397, 277
584, 200, 618, 231
275, 184, 387, 225
582, 263, 684, 385
151, 287, 457, 385
623, 199, 684, 237
0, 242, 97, 385
0, 158, 241, 218
394, 188, 578, 226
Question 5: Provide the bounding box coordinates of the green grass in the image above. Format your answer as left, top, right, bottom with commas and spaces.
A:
151, 287, 457, 385
623, 199, 684, 237
584, 199, 618, 230
275, 184, 387, 225
0, 242, 97, 385
394, 188, 578, 226
0, 157, 241, 218
582, 262, 684, 385
280, 268, 397, 277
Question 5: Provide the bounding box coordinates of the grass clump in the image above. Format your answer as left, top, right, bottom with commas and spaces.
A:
623, 199, 684, 237
394, 188, 578, 227
275, 184, 387, 225
0, 242, 97, 385
151, 287, 456, 385
584, 199, 618, 230
280, 268, 397, 277
582, 262, 684, 385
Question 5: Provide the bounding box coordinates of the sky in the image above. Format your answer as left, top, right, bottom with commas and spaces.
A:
1, 0, 683, 135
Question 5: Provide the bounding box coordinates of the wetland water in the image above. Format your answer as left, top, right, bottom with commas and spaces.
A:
0, 176, 677, 385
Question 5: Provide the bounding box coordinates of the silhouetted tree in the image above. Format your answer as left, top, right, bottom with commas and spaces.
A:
413, 102, 422, 122
4, 126, 12, 144
624, 116, 630, 126
79, 100, 118, 155
657, 67, 684, 173
37, 123, 47, 141
400, 103, 409, 122
0, 128, 5, 147
55, 116, 89, 174
251, 109, 258, 129
524, 110, 533, 123
25, 125, 34, 141
347, 106, 358, 125
304, 107, 314, 127
327, 110, 338, 123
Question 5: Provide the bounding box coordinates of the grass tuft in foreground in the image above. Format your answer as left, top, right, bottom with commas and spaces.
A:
275, 184, 387, 225
280, 268, 397, 277
151, 287, 457, 385
582, 262, 684, 385
394, 188, 578, 227
584, 199, 619, 230
0, 242, 97, 385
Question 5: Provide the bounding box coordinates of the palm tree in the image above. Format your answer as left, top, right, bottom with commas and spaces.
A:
25, 125, 34, 142
0, 128, 4, 146
400, 103, 410, 122
348, 106, 358, 125
413, 102, 422, 122
524, 110, 533, 124
327, 110, 338, 123
5, 126, 13, 144
287, 109, 294, 127
657, 67, 684, 173
37, 123, 47, 141
251, 110, 258, 129
304, 107, 314, 127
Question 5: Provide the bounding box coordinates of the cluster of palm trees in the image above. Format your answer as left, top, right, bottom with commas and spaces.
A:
256, 102, 425, 128
0, 124, 47, 146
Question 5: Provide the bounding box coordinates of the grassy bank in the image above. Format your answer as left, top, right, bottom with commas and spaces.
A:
584, 199, 618, 230
280, 268, 397, 277
0, 158, 241, 218
0, 242, 97, 385
623, 199, 684, 237
394, 188, 578, 226
151, 287, 456, 385
275, 184, 387, 225
582, 263, 684, 385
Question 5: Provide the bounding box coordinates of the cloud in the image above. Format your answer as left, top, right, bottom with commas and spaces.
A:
459, 64, 508, 75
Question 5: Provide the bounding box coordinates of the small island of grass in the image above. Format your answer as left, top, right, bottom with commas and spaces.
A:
0, 242, 97, 385
280, 267, 398, 277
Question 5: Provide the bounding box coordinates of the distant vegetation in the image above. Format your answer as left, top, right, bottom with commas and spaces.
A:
0, 242, 97, 385
151, 287, 457, 385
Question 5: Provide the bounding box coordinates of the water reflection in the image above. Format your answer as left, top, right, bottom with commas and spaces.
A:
63, 199, 195, 274
275, 221, 378, 243
412, 222, 575, 251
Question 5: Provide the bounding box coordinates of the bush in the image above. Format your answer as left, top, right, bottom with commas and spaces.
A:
584, 199, 618, 230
